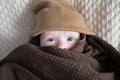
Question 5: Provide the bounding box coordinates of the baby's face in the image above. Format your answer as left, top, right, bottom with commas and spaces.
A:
40, 31, 80, 50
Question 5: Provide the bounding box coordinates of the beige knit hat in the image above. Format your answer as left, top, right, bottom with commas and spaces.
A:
32, 0, 95, 37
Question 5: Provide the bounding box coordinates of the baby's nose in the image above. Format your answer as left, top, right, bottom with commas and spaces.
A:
57, 41, 68, 50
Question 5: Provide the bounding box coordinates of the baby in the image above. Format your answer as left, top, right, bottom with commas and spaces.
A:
31, 0, 94, 49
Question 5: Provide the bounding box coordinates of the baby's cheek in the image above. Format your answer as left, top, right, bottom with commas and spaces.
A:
66, 44, 74, 50
40, 41, 48, 47
68, 40, 79, 49
40, 41, 54, 47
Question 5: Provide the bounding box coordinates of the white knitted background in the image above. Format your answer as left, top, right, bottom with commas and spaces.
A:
0, 0, 120, 60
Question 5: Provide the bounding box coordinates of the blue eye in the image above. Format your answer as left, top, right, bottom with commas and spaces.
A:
48, 38, 56, 42
67, 37, 75, 41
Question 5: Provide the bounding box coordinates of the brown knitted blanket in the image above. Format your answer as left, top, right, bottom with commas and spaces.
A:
0, 35, 120, 80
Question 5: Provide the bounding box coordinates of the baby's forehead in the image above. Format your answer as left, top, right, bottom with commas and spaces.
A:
41, 31, 80, 37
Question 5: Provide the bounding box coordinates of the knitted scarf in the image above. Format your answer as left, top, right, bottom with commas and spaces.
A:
0, 35, 120, 80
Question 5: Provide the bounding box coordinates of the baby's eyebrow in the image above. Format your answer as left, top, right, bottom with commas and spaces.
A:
41, 33, 52, 38
43, 36, 56, 40
68, 35, 79, 38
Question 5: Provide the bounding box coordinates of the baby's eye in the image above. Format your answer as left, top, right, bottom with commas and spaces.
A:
47, 38, 56, 42
67, 37, 75, 41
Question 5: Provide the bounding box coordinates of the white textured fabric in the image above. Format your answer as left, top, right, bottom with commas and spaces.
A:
0, 0, 120, 60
